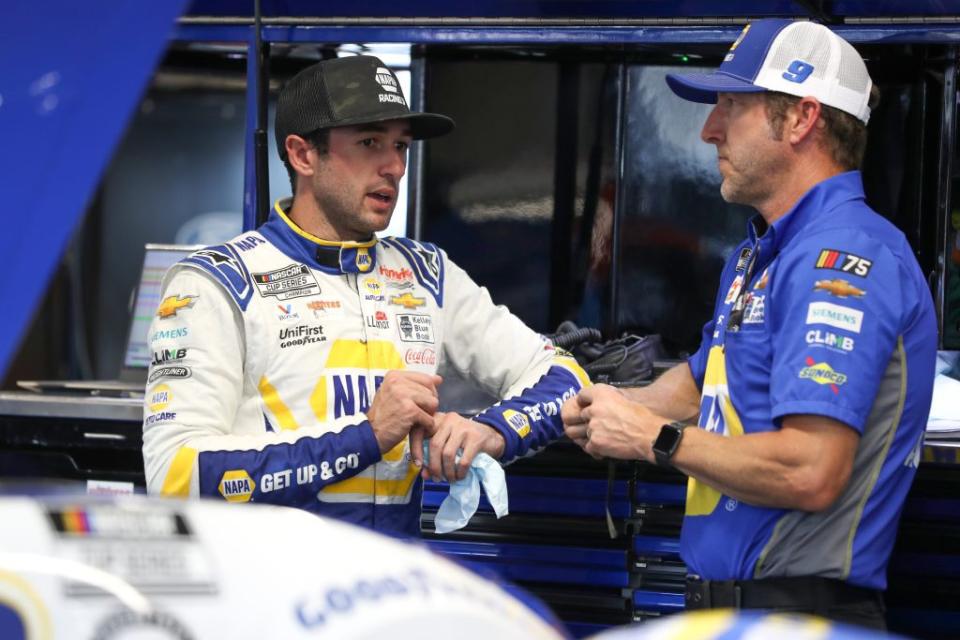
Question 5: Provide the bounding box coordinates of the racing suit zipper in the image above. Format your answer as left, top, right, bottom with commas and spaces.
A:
351, 271, 377, 527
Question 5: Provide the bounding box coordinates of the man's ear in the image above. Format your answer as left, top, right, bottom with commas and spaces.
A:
285, 134, 315, 177
787, 96, 823, 145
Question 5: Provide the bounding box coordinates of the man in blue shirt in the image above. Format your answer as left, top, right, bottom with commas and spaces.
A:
562, 19, 936, 629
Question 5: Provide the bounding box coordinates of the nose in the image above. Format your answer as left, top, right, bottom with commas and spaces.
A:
380, 146, 407, 181
701, 104, 725, 146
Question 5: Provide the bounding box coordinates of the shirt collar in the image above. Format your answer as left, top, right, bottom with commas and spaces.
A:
259, 198, 378, 275
746, 170, 866, 255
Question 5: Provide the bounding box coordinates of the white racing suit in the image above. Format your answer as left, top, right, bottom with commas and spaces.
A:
142, 201, 589, 537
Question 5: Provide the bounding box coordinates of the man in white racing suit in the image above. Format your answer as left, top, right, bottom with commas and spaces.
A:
142, 55, 588, 537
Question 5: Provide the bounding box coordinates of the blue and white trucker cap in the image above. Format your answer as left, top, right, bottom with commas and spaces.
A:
665, 19, 873, 124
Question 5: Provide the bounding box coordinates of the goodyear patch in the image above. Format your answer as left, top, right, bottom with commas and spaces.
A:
502, 409, 530, 438
815, 249, 873, 277
219, 470, 254, 502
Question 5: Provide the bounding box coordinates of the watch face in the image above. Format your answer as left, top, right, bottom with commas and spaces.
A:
653, 424, 683, 460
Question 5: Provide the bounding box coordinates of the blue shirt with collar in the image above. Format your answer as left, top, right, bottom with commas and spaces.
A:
683, 171, 936, 589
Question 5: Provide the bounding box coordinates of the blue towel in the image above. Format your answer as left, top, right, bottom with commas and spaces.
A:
422, 442, 509, 534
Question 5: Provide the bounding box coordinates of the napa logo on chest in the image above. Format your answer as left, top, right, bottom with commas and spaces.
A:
314, 373, 387, 419
218, 470, 254, 502
308, 339, 407, 420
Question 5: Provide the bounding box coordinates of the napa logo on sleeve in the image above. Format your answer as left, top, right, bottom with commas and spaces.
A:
148, 384, 173, 412
218, 470, 254, 502
502, 409, 530, 437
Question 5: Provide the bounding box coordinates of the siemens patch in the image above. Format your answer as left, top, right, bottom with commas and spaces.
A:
806, 301, 863, 333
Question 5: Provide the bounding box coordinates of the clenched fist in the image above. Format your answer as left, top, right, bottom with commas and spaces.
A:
562, 384, 664, 462
366, 370, 442, 453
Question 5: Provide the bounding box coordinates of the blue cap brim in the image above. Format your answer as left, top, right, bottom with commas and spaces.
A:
665, 71, 765, 104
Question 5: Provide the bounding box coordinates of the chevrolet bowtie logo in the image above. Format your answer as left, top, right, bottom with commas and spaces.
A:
813, 279, 866, 298
157, 295, 198, 319
389, 293, 426, 309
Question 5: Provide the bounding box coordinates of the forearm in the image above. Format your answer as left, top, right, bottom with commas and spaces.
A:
473, 357, 588, 462
670, 421, 852, 511
144, 418, 382, 504
622, 363, 700, 422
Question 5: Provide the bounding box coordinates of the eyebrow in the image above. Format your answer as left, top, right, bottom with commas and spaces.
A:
354, 123, 413, 136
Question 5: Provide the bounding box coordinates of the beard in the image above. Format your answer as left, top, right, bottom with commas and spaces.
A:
718, 145, 788, 207
309, 175, 395, 239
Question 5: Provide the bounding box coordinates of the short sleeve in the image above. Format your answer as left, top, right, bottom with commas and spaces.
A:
768, 239, 902, 433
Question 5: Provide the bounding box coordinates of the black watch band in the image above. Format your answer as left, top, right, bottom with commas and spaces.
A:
652, 421, 687, 467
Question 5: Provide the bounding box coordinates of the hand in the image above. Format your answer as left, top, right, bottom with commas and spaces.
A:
418, 412, 505, 482
366, 371, 441, 454
561, 393, 589, 448
565, 384, 664, 462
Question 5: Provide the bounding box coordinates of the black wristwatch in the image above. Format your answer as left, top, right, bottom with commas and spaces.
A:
652, 421, 687, 467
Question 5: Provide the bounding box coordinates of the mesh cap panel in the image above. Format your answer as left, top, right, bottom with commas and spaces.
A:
769, 24, 832, 80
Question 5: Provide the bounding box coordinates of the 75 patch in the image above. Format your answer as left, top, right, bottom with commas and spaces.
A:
815, 249, 872, 277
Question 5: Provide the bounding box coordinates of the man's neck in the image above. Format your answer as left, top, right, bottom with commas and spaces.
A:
287, 194, 345, 242
755, 156, 846, 226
